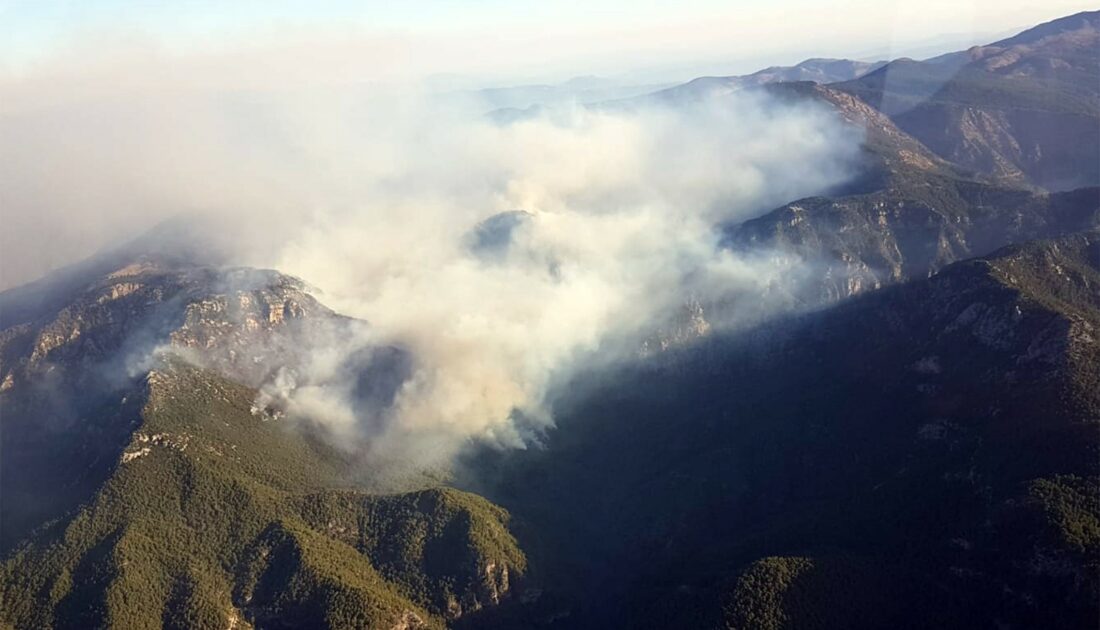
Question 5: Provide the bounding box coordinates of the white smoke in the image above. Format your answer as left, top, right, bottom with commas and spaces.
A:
0, 43, 863, 471
247, 95, 861, 470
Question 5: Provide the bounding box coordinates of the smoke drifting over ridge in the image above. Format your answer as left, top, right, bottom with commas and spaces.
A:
0, 46, 863, 469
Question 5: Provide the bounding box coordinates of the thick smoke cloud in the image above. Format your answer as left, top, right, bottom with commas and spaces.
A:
0, 44, 863, 472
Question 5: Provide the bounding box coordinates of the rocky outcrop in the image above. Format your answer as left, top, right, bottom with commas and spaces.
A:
725, 184, 1099, 304
0, 256, 338, 393
640, 297, 712, 356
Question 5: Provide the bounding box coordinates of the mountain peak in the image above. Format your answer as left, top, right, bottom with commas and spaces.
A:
0, 255, 340, 395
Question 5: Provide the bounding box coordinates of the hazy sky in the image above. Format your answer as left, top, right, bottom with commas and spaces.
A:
3, 1, 1096, 83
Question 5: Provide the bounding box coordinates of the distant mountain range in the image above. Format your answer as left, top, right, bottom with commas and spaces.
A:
500, 11, 1099, 194
650, 58, 888, 101
486, 58, 888, 122
461, 76, 675, 112
2, 10, 1098, 630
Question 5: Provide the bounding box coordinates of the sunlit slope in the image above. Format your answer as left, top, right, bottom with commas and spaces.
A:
0, 363, 525, 630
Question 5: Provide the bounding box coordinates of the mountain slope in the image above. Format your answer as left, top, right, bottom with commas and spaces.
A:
0, 255, 528, 629
726, 181, 1099, 302
0, 362, 525, 629
761, 81, 960, 194
833, 11, 1100, 190
718, 78, 1100, 305
474, 230, 1100, 628
0, 255, 344, 550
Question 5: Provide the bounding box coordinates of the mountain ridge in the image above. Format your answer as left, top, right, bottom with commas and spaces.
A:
831, 10, 1100, 191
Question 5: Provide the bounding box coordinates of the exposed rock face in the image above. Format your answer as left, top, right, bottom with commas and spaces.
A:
0, 256, 340, 394
640, 297, 712, 356
119, 428, 192, 464
391, 610, 429, 630
726, 183, 1099, 304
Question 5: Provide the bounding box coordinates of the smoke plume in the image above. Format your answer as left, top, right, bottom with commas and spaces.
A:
0, 42, 863, 471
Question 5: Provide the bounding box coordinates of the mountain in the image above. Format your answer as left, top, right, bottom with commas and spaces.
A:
832, 11, 1100, 191
1, 362, 525, 630
489, 59, 885, 123
652, 58, 886, 101
761, 80, 964, 194
725, 79, 1100, 304
497, 11, 1098, 193
0, 255, 528, 629
0, 254, 337, 550
454, 76, 673, 114
461, 14, 1100, 627
474, 230, 1100, 628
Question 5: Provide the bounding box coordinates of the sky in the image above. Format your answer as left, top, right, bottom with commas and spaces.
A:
2, 0, 1096, 84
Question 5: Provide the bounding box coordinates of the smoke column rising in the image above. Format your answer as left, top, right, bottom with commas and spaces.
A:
0, 43, 864, 470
